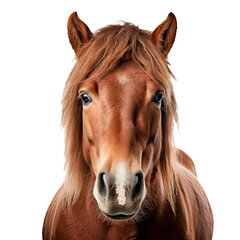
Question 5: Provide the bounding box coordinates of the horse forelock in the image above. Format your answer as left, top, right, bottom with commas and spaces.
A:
61, 22, 178, 211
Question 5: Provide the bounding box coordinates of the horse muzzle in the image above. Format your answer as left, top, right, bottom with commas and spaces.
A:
93, 168, 146, 221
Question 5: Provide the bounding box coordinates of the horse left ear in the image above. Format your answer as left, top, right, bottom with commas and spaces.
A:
67, 12, 92, 53
150, 13, 177, 57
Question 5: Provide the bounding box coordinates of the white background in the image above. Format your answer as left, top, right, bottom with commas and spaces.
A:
0, 0, 239, 239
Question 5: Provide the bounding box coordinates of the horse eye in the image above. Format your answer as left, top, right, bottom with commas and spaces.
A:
152, 92, 163, 106
80, 92, 92, 106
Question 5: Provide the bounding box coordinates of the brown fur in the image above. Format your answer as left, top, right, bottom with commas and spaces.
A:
43, 12, 213, 240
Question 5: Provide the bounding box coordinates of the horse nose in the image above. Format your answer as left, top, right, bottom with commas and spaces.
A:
97, 172, 108, 198
96, 171, 144, 202
133, 172, 144, 200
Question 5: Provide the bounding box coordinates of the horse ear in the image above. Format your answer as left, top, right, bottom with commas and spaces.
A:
67, 12, 92, 53
150, 13, 177, 57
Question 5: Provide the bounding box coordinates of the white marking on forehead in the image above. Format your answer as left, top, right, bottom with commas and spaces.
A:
119, 76, 127, 85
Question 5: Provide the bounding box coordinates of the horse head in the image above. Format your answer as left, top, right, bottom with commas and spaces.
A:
62, 12, 178, 221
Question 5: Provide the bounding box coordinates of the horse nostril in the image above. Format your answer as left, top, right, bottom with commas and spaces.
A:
133, 172, 144, 200
97, 172, 108, 198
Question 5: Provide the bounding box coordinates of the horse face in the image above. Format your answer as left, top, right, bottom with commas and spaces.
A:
80, 61, 164, 220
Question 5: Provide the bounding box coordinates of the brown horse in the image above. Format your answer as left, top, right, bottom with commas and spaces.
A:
43, 12, 213, 240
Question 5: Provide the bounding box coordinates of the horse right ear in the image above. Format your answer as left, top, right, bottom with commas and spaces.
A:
67, 12, 92, 53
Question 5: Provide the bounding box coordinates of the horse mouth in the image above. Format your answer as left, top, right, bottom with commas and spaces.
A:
104, 213, 135, 220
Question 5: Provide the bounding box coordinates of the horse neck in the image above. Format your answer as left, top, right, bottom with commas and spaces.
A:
144, 162, 172, 215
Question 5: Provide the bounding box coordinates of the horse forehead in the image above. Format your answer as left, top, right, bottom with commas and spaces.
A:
98, 64, 154, 95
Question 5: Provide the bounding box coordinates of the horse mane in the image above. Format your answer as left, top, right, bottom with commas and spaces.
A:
61, 22, 178, 210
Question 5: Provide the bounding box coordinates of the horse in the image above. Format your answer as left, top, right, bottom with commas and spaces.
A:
43, 12, 214, 240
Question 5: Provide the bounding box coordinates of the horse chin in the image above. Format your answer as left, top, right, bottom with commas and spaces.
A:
103, 212, 136, 221
96, 200, 143, 222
